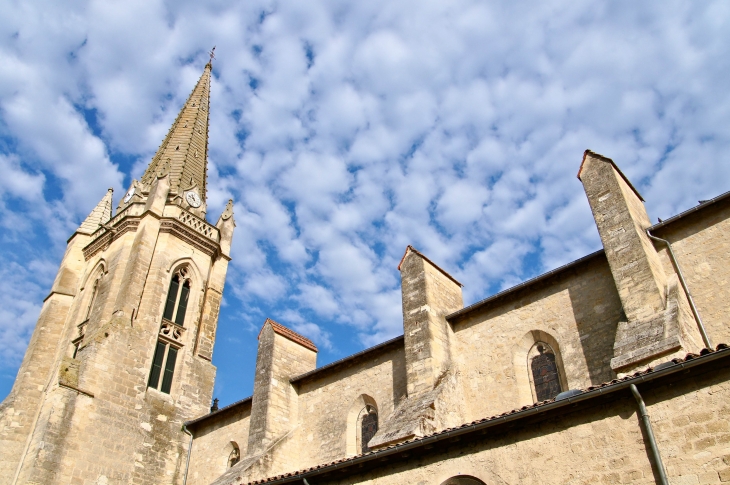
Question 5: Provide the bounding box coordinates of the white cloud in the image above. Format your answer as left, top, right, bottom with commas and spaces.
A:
2, 0, 730, 404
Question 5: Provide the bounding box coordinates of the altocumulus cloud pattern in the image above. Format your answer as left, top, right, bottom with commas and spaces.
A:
1, 1, 729, 405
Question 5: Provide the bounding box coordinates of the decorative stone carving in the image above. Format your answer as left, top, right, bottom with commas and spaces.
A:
159, 320, 186, 346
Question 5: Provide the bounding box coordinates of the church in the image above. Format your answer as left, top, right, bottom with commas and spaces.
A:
1, 62, 730, 485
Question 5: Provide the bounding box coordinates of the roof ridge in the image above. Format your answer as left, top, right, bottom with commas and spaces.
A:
397, 245, 463, 287
259, 318, 318, 352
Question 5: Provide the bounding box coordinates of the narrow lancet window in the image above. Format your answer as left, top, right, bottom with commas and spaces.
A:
163, 269, 191, 326
530, 342, 562, 401
228, 443, 240, 468
360, 405, 378, 453
85, 271, 104, 321
148, 341, 178, 394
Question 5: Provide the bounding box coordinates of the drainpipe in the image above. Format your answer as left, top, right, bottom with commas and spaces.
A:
182, 424, 194, 485
646, 230, 712, 349
630, 384, 669, 485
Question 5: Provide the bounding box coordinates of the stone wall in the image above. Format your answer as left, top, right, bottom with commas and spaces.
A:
2, 202, 226, 485
652, 196, 730, 348
306, 358, 730, 485
188, 401, 252, 485
293, 339, 407, 466
451, 253, 623, 423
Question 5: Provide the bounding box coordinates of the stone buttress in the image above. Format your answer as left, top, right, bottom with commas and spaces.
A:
211, 319, 317, 485
578, 150, 702, 374
368, 246, 465, 449
0, 61, 236, 485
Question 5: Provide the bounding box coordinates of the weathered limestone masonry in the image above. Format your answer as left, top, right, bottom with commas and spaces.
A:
292, 336, 407, 464
262, 352, 730, 485
0, 61, 235, 485
210, 321, 317, 485
449, 252, 624, 422
0, 192, 102, 482
649, 193, 730, 347
579, 150, 702, 374
187, 398, 252, 485
366, 248, 465, 450
3, 62, 730, 485
184, 150, 729, 485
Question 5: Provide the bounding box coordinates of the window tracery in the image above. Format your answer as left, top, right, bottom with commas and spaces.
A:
163, 267, 191, 327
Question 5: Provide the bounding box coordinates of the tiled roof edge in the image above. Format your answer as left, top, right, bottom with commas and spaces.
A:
446, 249, 605, 322
242, 344, 730, 485
398, 245, 463, 287
649, 189, 730, 232
577, 149, 645, 202
259, 318, 318, 353
185, 395, 252, 428
290, 335, 405, 384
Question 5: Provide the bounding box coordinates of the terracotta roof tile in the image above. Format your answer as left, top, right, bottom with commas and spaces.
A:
397, 245, 463, 287
238, 344, 728, 485
259, 318, 318, 353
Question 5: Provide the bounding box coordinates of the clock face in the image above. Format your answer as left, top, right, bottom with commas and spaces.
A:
185, 191, 202, 208
123, 187, 135, 203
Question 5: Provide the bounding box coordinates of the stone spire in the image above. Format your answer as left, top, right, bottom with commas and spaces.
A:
77, 188, 113, 234
140, 62, 212, 201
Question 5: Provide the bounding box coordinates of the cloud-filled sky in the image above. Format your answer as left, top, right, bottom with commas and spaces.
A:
1, 1, 729, 406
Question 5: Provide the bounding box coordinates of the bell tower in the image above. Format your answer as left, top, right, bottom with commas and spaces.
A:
0, 60, 234, 485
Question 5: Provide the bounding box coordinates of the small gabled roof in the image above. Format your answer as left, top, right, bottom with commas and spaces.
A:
397, 245, 463, 287
258, 318, 318, 353
577, 149, 645, 202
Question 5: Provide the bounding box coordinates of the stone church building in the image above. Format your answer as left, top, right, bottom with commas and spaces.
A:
1, 62, 730, 485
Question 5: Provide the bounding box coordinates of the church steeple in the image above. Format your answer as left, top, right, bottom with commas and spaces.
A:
140, 62, 212, 201
77, 188, 113, 234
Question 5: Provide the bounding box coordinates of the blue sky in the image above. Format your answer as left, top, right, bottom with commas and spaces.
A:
1, 1, 729, 407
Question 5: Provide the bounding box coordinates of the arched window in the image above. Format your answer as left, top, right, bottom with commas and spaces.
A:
84, 270, 105, 321
529, 342, 562, 401
441, 476, 486, 485
228, 443, 240, 468
163, 268, 191, 326
360, 404, 378, 453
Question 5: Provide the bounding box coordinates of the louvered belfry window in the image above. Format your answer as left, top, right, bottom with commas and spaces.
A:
163, 270, 190, 326
361, 406, 378, 454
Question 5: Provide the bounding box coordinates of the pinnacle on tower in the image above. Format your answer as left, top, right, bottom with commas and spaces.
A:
140, 62, 212, 201
77, 188, 113, 234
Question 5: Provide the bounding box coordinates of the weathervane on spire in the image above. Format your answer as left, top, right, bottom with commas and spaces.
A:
208, 46, 216, 66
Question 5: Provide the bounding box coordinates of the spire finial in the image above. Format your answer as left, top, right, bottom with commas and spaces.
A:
208, 46, 216, 67
140, 61, 212, 202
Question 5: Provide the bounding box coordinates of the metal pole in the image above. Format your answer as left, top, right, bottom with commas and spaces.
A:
630, 384, 669, 485
182, 424, 194, 485
646, 230, 712, 349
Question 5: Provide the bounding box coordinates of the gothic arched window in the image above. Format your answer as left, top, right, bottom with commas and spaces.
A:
360, 405, 378, 454
228, 443, 240, 468
84, 270, 105, 321
163, 268, 191, 326
529, 342, 562, 401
